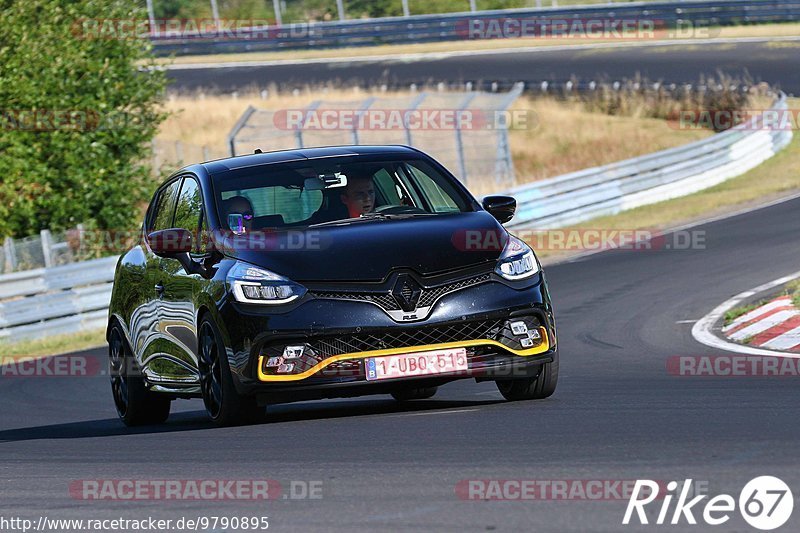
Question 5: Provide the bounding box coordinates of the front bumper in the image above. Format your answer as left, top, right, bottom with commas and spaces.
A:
219, 273, 557, 398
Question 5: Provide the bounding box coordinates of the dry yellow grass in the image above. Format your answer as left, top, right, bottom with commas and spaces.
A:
159, 22, 800, 66
535, 98, 800, 260
158, 89, 711, 189
508, 96, 710, 181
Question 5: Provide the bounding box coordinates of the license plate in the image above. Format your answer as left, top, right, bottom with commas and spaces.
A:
365, 348, 468, 381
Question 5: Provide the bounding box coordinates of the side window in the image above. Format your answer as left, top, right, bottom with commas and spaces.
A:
173, 178, 202, 232
149, 179, 181, 232
373, 169, 402, 207
406, 163, 460, 213
173, 177, 208, 253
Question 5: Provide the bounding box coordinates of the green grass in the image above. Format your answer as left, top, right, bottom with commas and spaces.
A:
724, 303, 761, 326
722, 280, 800, 328
0, 329, 106, 360
786, 279, 800, 308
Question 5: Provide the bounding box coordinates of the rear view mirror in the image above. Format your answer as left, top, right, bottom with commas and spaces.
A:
304, 173, 348, 191
482, 195, 516, 224
147, 228, 193, 257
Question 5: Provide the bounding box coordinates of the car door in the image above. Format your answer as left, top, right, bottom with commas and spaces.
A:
133, 178, 181, 379
157, 176, 206, 383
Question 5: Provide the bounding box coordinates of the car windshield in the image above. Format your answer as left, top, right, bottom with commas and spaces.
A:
214, 156, 471, 232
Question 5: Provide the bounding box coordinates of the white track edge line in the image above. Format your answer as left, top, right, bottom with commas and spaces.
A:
691, 271, 800, 358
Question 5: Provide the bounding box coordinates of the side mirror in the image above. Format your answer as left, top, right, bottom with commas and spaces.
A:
482, 195, 516, 224
147, 228, 193, 257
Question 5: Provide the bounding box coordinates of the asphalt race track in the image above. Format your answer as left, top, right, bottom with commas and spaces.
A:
167, 41, 800, 95
2, 195, 800, 531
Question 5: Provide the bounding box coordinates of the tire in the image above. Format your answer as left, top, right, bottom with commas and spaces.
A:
391, 386, 438, 401
198, 316, 265, 426
108, 325, 171, 426
495, 351, 559, 401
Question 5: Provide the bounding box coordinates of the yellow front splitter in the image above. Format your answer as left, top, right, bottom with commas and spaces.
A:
257, 327, 549, 382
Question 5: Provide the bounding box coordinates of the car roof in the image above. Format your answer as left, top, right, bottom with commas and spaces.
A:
201, 145, 421, 174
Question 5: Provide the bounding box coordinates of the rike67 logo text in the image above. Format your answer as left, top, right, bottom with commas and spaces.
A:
623, 477, 793, 530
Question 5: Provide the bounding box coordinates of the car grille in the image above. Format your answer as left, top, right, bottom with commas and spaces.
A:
309, 318, 505, 359
309, 273, 491, 312
310, 291, 401, 310
258, 314, 544, 378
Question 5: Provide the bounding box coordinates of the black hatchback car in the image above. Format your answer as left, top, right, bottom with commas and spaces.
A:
107, 145, 558, 426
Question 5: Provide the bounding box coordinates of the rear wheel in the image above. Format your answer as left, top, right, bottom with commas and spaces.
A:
198, 317, 264, 426
495, 351, 559, 401
391, 386, 438, 401
108, 325, 171, 426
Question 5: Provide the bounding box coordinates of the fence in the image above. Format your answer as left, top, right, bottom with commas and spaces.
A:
1, 229, 85, 275
151, 0, 800, 56
227, 84, 523, 188
505, 93, 793, 229
151, 138, 228, 175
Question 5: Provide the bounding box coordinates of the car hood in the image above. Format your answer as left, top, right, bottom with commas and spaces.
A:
218, 211, 509, 282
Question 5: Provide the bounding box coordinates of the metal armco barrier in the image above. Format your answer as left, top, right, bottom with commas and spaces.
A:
151, 0, 800, 56
0, 256, 118, 341
506, 94, 793, 229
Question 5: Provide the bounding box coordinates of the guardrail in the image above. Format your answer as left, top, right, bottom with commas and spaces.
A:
152, 0, 800, 56
0, 256, 117, 342
506, 94, 793, 229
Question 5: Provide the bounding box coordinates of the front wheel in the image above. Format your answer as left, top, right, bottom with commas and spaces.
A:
198, 317, 264, 426
109, 325, 171, 426
495, 351, 559, 401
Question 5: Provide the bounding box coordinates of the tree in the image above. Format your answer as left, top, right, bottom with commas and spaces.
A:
0, 0, 167, 238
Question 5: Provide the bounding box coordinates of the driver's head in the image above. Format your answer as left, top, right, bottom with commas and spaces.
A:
224, 195, 254, 233
340, 175, 375, 218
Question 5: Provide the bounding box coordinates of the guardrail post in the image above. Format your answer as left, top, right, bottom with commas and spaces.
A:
3, 237, 17, 273
296, 101, 322, 149
353, 97, 375, 145
455, 92, 478, 185
404, 92, 428, 147
402, 0, 410, 17
273, 0, 283, 26
40, 229, 53, 268
227, 105, 257, 156
495, 82, 524, 185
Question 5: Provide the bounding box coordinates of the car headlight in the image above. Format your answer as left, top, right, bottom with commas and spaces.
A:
227, 261, 306, 305
495, 236, 540, 280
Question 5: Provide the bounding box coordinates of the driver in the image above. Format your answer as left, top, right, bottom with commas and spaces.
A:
223, 195, 254, 234
340, 175, 376, 218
